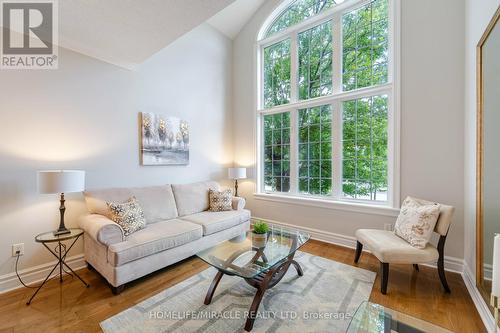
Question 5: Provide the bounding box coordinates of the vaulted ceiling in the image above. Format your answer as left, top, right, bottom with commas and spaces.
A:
58, 0, 237, 68
207, 0, 266, 39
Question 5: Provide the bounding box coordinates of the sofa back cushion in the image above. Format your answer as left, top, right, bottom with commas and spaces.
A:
84, 185, 178, 224
172, 181, 220, 216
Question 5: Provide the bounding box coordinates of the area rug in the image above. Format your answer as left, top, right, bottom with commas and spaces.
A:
100, 252, 376, 333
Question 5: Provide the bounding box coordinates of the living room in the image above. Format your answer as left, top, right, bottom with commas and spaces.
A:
0, 0, 499, 332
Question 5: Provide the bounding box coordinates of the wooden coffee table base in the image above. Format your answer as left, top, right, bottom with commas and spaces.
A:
203, 249, 303, 332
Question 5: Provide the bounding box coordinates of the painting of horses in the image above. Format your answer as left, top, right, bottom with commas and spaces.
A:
140, 112, 189, 165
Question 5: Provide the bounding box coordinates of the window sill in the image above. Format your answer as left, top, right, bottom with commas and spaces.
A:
253, 193, 400, 217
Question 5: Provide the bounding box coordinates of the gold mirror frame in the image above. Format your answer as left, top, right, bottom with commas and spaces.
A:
476, 6, 500, 308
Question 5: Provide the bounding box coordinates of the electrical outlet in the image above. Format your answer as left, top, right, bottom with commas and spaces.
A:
12, 243, 24, 257
384, 223, 393, 231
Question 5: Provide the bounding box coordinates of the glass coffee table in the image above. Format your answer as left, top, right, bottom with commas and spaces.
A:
347, 301, 454, 333
197, 226, 310, 331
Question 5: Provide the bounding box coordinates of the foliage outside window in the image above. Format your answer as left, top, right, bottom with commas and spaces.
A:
265, 0, 344, 38
342, 0, 388, 90
299, 105, 333, 195
264, 39, 291, 108
264, 112, 291, 192
259, 0, 393, 205
298, 21, 333, 100
342, 95, 388, 200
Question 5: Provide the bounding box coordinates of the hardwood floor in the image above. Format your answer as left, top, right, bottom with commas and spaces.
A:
0, 240, 485, 333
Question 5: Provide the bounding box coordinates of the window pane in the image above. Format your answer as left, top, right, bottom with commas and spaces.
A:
264, 39, 291, 108
298, 105, 333, 196
265, 0, 345, 38
263, 112, 291, 192
298, 21, 333, 101
342, 0, 388, 91
342, 95, 388, 201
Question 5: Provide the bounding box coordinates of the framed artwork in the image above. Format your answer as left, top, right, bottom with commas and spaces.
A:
140, 112, 189, 165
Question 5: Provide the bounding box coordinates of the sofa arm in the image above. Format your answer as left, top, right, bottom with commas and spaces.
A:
78, 214, 124, 247
232, 197, 246, 210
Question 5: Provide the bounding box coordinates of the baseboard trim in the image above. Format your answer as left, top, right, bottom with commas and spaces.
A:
462, 264, 496, 333
0, 254, 86, 294
251, 217, 464, 274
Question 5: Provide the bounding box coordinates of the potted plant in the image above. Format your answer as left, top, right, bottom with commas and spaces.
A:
252, 221, 269, 248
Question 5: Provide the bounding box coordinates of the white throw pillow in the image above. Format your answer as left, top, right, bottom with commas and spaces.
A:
394, 197, 441, 249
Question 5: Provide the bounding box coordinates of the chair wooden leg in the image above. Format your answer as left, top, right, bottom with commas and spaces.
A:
380, 262, 389, 295
354, 241, 363, 263
437, 235, 451, 293
413, 264, 419, 272
438, 256, 451, 293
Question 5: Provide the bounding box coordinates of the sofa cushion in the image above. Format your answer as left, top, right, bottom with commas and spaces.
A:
355, 229, 439, 264
180, 209, 251, 236
130, 186, 178, 223
172, 181, 220, 216
107, 219, 202, 266
84, 185, 178, 224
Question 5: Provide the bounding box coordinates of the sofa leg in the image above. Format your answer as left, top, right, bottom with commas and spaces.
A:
86, 262, 94, 271
413, 264, 419, 272
380, 262, 389, 295
354, 241, 363, 264
111, 285, 125, 295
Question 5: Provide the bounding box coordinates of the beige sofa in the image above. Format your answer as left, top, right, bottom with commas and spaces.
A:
78, 181, 250, 294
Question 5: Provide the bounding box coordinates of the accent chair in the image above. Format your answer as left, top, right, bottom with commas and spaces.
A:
354, 202, 455, 295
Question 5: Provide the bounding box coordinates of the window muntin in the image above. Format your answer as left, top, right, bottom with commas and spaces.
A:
298, 21, 333, 100
263, 39, 291, 109
264, 112, 291, 192
342, 0, 388, 91
298, 105, 333, 195
259, 0, 394, 206
265, 0, 344, 39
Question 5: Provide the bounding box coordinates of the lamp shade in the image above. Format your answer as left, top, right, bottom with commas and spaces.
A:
37, 170, 85, 194
228, 167, 246, 180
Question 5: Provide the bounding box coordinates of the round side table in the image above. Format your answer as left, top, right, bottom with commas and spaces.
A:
27, 228, 89, 305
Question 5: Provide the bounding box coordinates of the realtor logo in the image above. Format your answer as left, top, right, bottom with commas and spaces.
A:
1, 0, 58, 69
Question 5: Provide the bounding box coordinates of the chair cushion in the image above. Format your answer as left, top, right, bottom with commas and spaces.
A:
84, 185, 178, 224
172, 181, 220, 216
180, 209, 251, 236
355, 229, 439, 264
107, 219, 202, 266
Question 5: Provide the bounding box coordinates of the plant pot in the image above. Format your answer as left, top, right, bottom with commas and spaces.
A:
252, 232, 268, 248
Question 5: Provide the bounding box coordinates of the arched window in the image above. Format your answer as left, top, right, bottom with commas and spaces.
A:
265, 0, 343, 38
257, 0, 399, 207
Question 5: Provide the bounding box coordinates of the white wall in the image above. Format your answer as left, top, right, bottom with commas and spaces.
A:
464, 0, 499, 278
232, 0, 466, 259
0, 24, 233, 281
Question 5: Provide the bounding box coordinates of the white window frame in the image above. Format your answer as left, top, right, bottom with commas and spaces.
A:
255, 0, 401, 210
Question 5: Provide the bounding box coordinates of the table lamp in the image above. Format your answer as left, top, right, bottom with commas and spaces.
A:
492, 234, 500, 333
38, 170, 85, 236
228, 167, 246, 197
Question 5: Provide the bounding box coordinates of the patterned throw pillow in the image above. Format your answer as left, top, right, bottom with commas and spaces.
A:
394, 197, 441, 249
209, 189, 232, 212
107, 197, 146, 236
